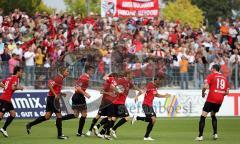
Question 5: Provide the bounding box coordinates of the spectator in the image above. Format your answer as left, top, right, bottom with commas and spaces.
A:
12, 42, 23, 59
229, 49, 240, 64
195, 58, 205, 88
230, 49, 240, 89
179, 55, 189, 89
7, 39, 16, 53
228, 24, 238, 48
0, 8, 3, 26
0, 9, 239, 89
0, 37, 4, 55
0, 47, 11, 78
35, 47, 45, 67
8, 53, 20, 75
24, 46, 35, 86
220, 22, 229, 43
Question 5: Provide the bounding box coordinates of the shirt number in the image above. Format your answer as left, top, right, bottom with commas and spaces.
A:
216, 78, 225, 90
4, 81, 9, 90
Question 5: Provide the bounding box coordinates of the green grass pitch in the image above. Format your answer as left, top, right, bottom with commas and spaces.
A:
0, 117, 239, 144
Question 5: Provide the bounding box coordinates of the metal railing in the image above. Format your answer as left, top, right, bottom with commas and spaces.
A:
0, 61, 239, 89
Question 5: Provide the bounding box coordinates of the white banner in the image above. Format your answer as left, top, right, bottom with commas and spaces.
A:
84, 89, 240, 117
1, 89, 239, 118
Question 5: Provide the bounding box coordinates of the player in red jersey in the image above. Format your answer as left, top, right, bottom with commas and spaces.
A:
196, 64, 229, 141
86, 73, 121, 138
109, 71, 143, 139
0, 66, 24, 137
132, 76, 170, 141
61, 66, 94, 137
26, 67, 69, 139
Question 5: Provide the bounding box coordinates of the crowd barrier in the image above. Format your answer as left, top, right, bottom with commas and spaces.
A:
0, 89, 239, 118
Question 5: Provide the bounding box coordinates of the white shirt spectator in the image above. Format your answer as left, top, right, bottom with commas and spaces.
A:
229, 27, 238, 38
24, 51, 35, 66
102, 56, 111, 65
209, 62, 218, 70
187, 55, 195, 64
173, 59, 180, 67
12, 47, 23, 58
0, 15, 3, 26
229, 54, 240, 64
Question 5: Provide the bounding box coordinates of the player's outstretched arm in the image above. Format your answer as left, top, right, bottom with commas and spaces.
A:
0, 82, 4, 89
133, 85, 144, 94
12, 84, 24, 91
102, 74, 109, 81
102, 91, 115, 97
134, 90, 145, 103
156, 93, 171, 98
110, 84, 121, 94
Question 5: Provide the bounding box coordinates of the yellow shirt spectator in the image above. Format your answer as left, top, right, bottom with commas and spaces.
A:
35, 53, 45, 65
8, 44, 17, 52
99, 48, 108, 57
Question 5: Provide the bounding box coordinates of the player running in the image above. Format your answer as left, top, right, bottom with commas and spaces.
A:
0, 66, 24, 137
195, 64, 229, 141
86, 73, 118, 137
61, 66, 94, 137
132, 76, 170, 141
26, 67, 69, 139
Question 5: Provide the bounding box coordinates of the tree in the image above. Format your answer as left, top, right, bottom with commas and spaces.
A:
36, 1, 55, 14
0, 0, 41, 15
64, 0, 100, 16
192, 0, 240, 24
163, 0, 204, 28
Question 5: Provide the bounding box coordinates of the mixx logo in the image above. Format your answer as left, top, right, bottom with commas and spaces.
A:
11, 93, 46, 109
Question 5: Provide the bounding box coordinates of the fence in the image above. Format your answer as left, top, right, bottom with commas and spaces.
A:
0, 60, 239, 90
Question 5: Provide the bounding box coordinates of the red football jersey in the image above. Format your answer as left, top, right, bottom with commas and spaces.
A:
0, 75, 20, 102
205, 72, 229, 104
113, 77, 133, 105
76, 74, 90, 92
48, 74, 64, 97
101, 77, 118, 104
143, 82, 157, 107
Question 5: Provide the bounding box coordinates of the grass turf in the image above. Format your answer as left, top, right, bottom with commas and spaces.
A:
0, 117, 239, 144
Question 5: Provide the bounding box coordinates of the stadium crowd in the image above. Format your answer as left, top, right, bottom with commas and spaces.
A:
0, 8, 240, 89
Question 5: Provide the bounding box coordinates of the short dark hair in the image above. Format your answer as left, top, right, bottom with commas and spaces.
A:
109, 72, 118, 77
85, 65, 94, 72
154, 75, 165, 81
13, 66, 23, 75
212, 64, 220, 72
59, 66, 68, 74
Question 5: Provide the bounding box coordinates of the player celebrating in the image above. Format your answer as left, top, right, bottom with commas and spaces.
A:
61, 66, 94, 137
86, 73, 118, 137
110, 71, 142, 139
95, 73, 123, 140
195, 64, 229, 141
26, 67, 69, 139
0, 66, 24, 137
133, 76, 170, 141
